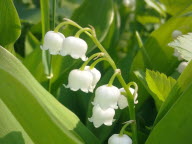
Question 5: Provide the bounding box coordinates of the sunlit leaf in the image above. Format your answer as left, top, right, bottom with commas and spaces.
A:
168, 33, 192, 61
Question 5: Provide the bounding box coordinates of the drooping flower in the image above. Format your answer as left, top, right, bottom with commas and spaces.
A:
92, 85, 121, 109
64, 69, 93, 93
41, 31, 65, 55
177, 61, 188, 73
84, 66, 101, 90
60, 36, 88, 61
88, 105, 115, 128
108, 134, 132, 144
118, 87, 138, 109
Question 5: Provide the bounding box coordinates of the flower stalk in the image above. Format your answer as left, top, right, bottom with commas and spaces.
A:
61, 19, 138, 144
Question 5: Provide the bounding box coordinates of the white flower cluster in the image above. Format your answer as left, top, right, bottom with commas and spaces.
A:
89, 85, 138, 128
42, 29, 138, 129
41, 31, 88, 61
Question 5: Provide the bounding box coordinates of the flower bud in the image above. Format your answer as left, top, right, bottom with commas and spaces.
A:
84, 66, 101, 90
60, 36, 88, 61
122, 0, 136, 11
173, 49, 183, 61
172, 30, 182, 39
92, 85, 120, 109
108, 134, 132, 144
118, 87, 138, 109
177, 61, 188, 73
88, 105, 115, 128
41, 31, 65, 55
64, 69, 93, 93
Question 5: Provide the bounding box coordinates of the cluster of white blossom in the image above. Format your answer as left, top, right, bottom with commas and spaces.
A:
41, 28, 136, 144
41, 31, 88, 61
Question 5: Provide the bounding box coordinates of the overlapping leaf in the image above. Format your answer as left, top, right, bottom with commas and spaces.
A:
0, 0, 21, 47
0, 46, 99, 144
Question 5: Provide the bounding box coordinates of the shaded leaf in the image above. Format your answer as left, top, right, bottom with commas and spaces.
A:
146, 80, 192, 144
0, 0, 21, 47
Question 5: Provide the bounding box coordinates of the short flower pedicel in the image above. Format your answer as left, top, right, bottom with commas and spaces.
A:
41, 31, 65, 55
60, 36, 88, 61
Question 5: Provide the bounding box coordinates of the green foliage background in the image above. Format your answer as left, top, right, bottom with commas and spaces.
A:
1, 0, 192, 143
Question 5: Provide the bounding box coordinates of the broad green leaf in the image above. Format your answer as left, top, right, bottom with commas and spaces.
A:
154, 60, 192, 125
145, 81, 192, 144
0, 0, 21, 47
0, 46, 99, 144
168, 33, 192, 61
160, 0, 192, 15
145, 70, 176, 109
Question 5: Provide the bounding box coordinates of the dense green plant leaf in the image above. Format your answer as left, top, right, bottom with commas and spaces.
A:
168, 33, 192, 61
154, 60, 192, 124
0, 131, 25, 144
145, 69, 176, 109
160, 0, 192, 15
0, 46, 99, 144
145, 78, 192, 144
130, 4, 192, 79
0, 0, 21, 47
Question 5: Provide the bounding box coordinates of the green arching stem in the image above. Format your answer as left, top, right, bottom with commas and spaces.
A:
119, 120, 136, 136
89, 32, 138, 144
40, 0, 53, 92
127, 82, 138, 98
75, 28, 93, 38
108, 69, 121, 86
89, 58, 110, 69
80, 52, 104, 70
54, 19, 138, 144
135, 31, 152, 68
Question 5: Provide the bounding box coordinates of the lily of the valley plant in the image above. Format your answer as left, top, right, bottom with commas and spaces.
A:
41, 18, 139, 144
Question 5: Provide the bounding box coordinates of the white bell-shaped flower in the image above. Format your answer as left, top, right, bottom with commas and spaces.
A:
64, 69, 93, 93
108, 134, 132, 144
118, 87, 138, 109
60, 36, 88, 61
41, 31, 65, 55
177, 61, 188, 73
88, 105, 115, 128
92, 85, 120, 109
84, 66, 101, 90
